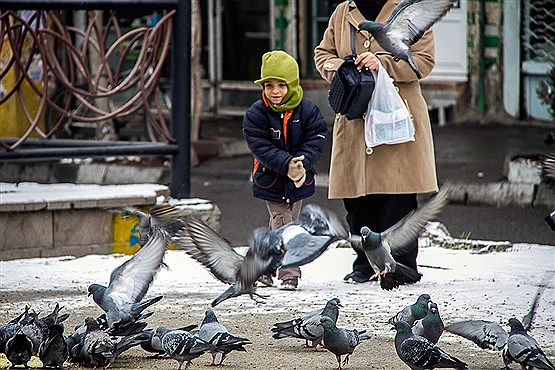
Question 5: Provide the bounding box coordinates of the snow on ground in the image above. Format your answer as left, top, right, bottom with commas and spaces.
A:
1, 242, 554, 353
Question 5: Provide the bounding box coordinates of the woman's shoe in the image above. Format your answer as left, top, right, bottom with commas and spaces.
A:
279, 277, 299, 291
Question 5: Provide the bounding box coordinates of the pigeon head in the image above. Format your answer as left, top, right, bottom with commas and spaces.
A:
153, 326, 172, 340
360, 226, 381, 249
507, 318, 525, 334
319, 316, 336, 329
87, 284, 106, 303
47, 323, 64, 337
358, 20, 382, 35
417, 294, 431, 304
428, 302, 439, 315
202, 309, 219, 325
84, 317, 100, 332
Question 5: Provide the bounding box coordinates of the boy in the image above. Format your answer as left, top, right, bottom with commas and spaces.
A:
242, 50, 327, 290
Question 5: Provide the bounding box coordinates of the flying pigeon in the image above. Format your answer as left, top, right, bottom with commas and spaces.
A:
358, 0, 456, 78
174, 204, 347, 306
389, 294, 431, 327
271, 297, 342, 348
140, 324, 197, 357
320, 316, 370, 370
38, 323, 69, 369
541, 154, 555, 231
87, 227, 168, 329
445, 276, 554, 370
5, 331, 33, 368
119, 202, 187, 245
198, 309, 252, 365
393, 320, 468, 369
413, 302, 444, 344
351, 185, 449, 290
158, 329, 214, 370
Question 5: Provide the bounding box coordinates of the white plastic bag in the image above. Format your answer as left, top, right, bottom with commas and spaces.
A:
364, 61, 414, 149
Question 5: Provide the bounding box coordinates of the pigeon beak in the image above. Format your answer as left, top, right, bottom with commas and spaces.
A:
338, 303, 344, 308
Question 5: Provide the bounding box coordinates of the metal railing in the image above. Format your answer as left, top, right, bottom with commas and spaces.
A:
0, 1, 191, 198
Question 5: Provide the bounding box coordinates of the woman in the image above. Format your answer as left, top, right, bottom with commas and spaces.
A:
314, 0, 438, 283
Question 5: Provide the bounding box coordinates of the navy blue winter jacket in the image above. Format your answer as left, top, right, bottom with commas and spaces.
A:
242, 97, 327, 204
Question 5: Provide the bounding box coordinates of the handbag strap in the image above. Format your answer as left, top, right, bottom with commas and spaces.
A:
348, 0, 357, 57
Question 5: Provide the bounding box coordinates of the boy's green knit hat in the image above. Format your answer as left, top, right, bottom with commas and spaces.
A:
255, 50, 299, 85
255, 50, 303, 112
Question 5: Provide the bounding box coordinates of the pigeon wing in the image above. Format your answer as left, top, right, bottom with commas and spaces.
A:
382, 185, 449, 257
445, 320, 508, 351
174, 216, 243, 284
386, 0, 455, 46
542, 154, 555, 180
280, 225, 338, 268
293, 204, 348, 238
522, 271, 553, 331
235, 228, 282, 292
105, 228, 168, 306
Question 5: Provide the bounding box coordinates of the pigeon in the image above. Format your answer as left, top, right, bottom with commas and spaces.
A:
413, 302, 444, 344
79, 316, 149, 368
159, 329, 214, 370
393, 320, 468, 369
445, 275, 554, 369
198, 309, 252, 365
0, 305, 36, 354
174, 204, 347, 306
351, 185, 449, 290
271, 297, 342, 347
320, 316, 370, 370
140, 324, 197, 356
5, 331, 33, 368
541, 154, 555, 231
358, 0, 456, 78
87, 227, 168, 329
388, 294, 431, 327
21, 303, 69, 354
119, 202, 187, 245
38, 323, 69, 368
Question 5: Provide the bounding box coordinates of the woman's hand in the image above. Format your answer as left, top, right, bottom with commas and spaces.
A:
355, 52, 380, 71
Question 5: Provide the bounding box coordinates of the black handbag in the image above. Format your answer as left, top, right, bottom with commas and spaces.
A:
328, 23, 375, 120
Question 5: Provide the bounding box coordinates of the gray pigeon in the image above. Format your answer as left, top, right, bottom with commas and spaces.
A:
271, 297, 342, 347
119, 202, 187, 245
159, 329, 214, 370
198, 309, 252, 365
80, 316, 149, 368
174, 204, 347, 306
445, 276, 554, 369
388, 294, 431, 326
0, 305, 35, 354
351, 186, 449, 290
140, 324, 197, 356
320, 316, 370, 370
38, 323, 68, 368
5, 331, 33, 368
358, 0, 456, 78
87, 227, 168, 329
413, 302, 444, 344
393, 321, 468, 369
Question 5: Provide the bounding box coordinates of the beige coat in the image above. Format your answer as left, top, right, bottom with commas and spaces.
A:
314, 0, 438, 198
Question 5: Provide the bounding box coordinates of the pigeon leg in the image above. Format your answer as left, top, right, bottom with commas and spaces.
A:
335, 355, 345, 370
217, 353, 227, 365
342, 353, 350, 366
250, 292, 269, 304
207, 353, 217, 366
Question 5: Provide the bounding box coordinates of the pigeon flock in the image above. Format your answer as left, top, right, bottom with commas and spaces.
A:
2, 184, 554, 369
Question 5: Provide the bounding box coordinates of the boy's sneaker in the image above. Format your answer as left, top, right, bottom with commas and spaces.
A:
343, 271, 372, 283
279, 277, 299, 291
257, 275, 274, 287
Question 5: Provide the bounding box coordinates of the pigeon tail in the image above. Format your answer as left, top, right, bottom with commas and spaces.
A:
130, 295, 163, 318
406, 54, 422, 79
211, 286, 239, 307
380, 263, 422, 290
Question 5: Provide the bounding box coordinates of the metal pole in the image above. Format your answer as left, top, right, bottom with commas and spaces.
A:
170, 0, 191, 198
